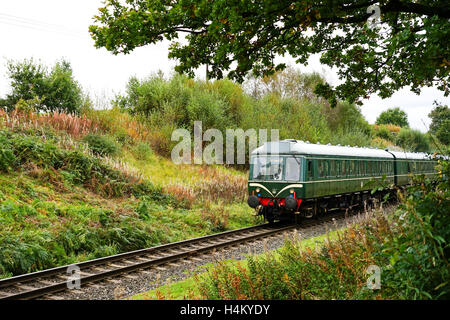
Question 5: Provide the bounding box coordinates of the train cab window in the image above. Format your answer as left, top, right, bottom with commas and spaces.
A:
285, 157, 301, 181
251, 156, 283, 180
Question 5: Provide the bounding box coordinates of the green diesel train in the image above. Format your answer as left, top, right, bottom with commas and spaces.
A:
247, 140, 438, 223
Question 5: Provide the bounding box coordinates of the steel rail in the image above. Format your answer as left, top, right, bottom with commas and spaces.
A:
0, 223, 295, 300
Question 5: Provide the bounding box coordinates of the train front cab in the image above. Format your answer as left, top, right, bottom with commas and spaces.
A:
247, 154, 305, 223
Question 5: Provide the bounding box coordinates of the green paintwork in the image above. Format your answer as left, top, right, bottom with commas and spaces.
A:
248, 154, 437, 201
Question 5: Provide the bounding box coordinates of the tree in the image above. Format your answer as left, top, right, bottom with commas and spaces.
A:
3, 59, 83, 114
376, 107, 409, 127
89, 0, 450, 107
428, 102, 450, 145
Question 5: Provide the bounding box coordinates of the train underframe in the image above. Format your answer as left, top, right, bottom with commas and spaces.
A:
254, 189, 398, 223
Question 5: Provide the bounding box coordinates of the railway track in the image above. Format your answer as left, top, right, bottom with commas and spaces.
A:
0, 209, 357, 300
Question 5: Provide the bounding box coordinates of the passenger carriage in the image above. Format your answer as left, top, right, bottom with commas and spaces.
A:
247, 140, 438, 223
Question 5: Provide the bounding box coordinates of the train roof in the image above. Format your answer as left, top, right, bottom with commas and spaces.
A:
388, 151, 431, 160
251, 139, 434, 160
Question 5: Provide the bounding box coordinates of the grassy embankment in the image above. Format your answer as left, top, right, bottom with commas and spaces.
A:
0, 110, 255, 279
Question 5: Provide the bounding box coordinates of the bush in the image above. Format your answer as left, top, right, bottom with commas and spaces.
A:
83, 134, 120, 157
380, 160, 449, 299
0, 134, 15, 172
114, 70, 374, 162
132, 142, 153, 161
396, 128, 430, 152
374, 125, 395, 142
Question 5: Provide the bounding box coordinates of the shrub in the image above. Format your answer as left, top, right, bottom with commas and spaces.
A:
396, 128, 430, 152
371, 137, 393, 149
83, 134, 120, 157
0, 134, 15, 172
374, 125, 395, 142
380, 160, 449, 299
132, 142, 153, 161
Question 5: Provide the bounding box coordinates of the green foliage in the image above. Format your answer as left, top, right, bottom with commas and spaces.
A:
0, 134, 16, 172
396, 128, 431, 153
376, 108, 409, 128
83, 133, 120, 157
428, 103, 450, 145
379, 161, 450, 299
374, 125, 395, 142
132, 142, 153, 161
89, 1, 449, 107
0, 128, 163, 199
3, 59, 83, 114
116, 71, 374, 164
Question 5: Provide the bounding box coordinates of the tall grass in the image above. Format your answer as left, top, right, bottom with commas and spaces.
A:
0, 109, 99, 138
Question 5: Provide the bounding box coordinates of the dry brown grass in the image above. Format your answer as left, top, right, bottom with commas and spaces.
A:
0, 109, 99, 137
162, 166, 247, 205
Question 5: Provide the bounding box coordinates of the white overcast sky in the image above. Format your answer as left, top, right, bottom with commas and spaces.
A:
0, 0, 448, 132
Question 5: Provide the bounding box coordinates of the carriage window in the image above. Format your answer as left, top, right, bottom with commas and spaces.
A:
341, 161, 346, 176
318, 160, 323, 178
285, 157, 301, 181
323, 161, 329, 178
330, 160, 336, 177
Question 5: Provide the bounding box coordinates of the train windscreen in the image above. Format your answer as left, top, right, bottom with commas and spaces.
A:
252, 156, 284, 180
